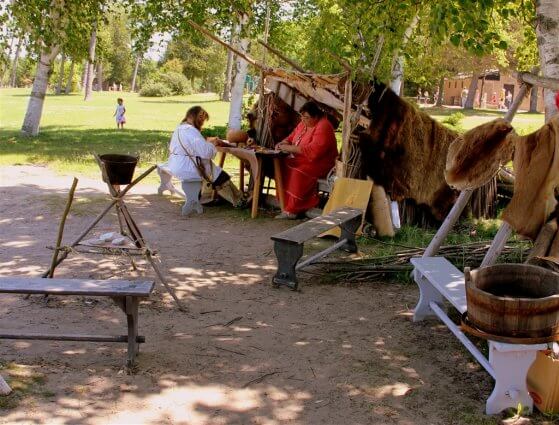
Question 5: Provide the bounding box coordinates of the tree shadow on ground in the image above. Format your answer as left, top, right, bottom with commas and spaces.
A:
0, 179, 547, 424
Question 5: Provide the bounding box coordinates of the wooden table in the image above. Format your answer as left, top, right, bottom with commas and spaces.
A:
216, 146, 286, 218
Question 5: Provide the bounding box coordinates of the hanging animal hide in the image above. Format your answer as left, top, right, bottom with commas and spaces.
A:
360, 81, 460, 220
247, 92, 300, 148
502, 116, 559, 240
445, 119, 515, 190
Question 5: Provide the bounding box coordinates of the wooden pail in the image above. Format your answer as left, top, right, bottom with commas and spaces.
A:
466, 264, 559, 338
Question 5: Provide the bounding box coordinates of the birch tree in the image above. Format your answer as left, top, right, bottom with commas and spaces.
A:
84, 24, 98, 100
535, 0, 559, 120
8, 0, 105, 135
228, 11, 250, 130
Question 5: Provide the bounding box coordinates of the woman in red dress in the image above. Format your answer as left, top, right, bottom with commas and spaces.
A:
275, 101, 338, 219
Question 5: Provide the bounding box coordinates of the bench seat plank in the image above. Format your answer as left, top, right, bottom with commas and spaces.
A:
411, 257, 467, 313
271, 207, 362, 244
0, 277, 154, 297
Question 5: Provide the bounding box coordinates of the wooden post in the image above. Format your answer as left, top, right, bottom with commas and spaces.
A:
48, 177, 78, 278
424, 78, 532, 259
341, 71, 352, 177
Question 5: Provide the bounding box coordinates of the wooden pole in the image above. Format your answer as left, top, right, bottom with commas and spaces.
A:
48, 177, 78, 278
513, 71, 559, 91
424, 79, 532, 260
187, 19, 266, 71
258, 40, 306, 72
341, 71, 353, 177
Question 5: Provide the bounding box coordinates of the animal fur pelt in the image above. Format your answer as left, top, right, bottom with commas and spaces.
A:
502, 116, 559, 240
445, 119, 515, 190
360, 80, 460, 220
247, 92, 300, 148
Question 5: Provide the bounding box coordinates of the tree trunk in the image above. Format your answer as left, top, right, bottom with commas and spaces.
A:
535, 0, 559, 121
436, 76, 445, 106
464, 74, 480, 109
65, 60, 75, 94
222, 44, 234, 101
529, 85, 539, 113
80, 60, 87, 91
228, 12, 250, 130
130, 55, 141, 92
21, 46, 60, 136
55, 52, 66, 94
84, 24, 97, 101
96, 61, 103, 91
10, 39, 22, 87
389, 14, 419, 95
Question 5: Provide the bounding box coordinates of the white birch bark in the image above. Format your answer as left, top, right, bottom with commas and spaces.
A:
228, 12, 250, 130
65, 59, 74, 94
10, 38, 22, 87
84, 24, 97, 101
535, 0, 559, 121
55, 52, 66, 94
222, 47, 234, 101
130, 55, 140, 92
21, 46, 60, 136
96, 61, 103, 91
390, 15, 419, 95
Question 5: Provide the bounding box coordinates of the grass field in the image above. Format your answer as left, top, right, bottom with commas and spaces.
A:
0, 88, 546, 176
0, 89, 232, 178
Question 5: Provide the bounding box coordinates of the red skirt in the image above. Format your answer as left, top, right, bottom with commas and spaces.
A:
281, 161, 320, 214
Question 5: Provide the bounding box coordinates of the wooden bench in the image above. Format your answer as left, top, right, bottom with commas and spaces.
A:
411, 257, 546, 414
0, 277, 154, 367
271, 207, 362, 290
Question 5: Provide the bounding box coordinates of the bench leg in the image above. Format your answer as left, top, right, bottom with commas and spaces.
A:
125, 296, 140, 368
486, 343, 536, 415
413, 272, 444, 322
272, 242, 303, 290
339, 215, 361, 253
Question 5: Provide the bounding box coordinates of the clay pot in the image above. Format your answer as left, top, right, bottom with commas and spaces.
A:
226, 129, 249, 145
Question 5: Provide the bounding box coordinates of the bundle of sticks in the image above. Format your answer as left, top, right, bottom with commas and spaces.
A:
309, 240, 529, 283
526, 217, 559, 273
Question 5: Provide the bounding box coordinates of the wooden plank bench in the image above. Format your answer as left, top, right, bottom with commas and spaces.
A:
271, 207, 362, 290
0, 276, 154, 367
411, 257, 546, 414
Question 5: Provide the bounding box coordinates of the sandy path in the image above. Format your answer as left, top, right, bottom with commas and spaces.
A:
0, 166, 504, 424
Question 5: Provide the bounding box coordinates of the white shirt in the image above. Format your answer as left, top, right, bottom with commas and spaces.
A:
167, 123, 222, 182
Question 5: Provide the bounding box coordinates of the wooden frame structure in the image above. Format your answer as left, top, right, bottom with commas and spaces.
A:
46, 156, 186, 312
411, 73, 559, 414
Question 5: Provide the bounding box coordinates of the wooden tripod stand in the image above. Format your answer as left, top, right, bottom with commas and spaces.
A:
45, 156, 186, 311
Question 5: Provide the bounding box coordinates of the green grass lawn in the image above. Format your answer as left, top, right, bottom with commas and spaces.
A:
426, 105, 545, 134
0, 88, 233, 178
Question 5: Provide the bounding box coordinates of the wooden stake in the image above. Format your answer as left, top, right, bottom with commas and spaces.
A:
527, 219, 558, 261
48, 177, 78, 278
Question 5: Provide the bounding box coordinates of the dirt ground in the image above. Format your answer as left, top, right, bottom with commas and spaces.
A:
0, 165, 534, 425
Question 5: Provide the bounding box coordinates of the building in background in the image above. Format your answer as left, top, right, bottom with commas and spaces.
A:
443, 71, 545, 112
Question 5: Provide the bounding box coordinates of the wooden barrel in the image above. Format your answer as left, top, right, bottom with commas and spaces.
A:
466, 264, 559, 338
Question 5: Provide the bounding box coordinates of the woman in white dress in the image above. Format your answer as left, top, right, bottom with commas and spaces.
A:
167, 106, 245, 216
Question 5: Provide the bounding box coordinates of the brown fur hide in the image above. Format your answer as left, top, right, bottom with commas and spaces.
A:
360, 81, 459, 220
502, 116, 559, 240
445, 119, 515, 190
247, 93, 300, 148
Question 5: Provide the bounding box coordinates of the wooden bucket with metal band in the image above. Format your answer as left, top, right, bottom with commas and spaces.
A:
465, 264, 559, 339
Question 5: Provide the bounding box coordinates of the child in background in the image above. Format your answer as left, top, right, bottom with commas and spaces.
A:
113, 98, 126, 129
